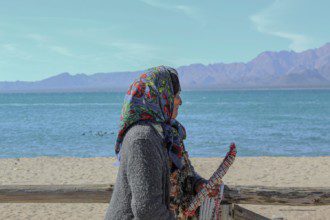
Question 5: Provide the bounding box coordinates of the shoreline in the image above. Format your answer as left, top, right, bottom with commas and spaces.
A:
1, 156, 329, 219
1, 155, 330, 159
1, 87, 330, 94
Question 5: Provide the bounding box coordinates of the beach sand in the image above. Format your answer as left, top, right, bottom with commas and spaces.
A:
0, 157, 329, 220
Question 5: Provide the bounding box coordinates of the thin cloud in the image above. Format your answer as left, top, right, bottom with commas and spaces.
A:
108, 41, 156, 53
140, 0, 200, 20
100, 39, 184, 69
1, 43, 32, 60
25, 33, 75, 57
250, 0, 312, 51
105, 40, 160, 64
26, 33, 49, 42
49, 45, 74, 57
271, 31, 310, 51
2, 44, 16, 52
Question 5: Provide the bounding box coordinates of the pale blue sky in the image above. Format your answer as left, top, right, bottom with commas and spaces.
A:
0, 0, 329, 81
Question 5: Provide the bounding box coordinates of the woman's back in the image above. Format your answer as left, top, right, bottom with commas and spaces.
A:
105, 121, 175, 220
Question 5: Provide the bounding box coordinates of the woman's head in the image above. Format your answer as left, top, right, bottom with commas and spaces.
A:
121, 66, 181, 121
115, 66, 182, 155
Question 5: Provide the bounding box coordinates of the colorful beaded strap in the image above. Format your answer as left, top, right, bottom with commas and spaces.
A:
184, 143, 237, 217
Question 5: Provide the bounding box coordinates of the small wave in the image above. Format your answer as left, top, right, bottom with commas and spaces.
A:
81, 130, 115, 137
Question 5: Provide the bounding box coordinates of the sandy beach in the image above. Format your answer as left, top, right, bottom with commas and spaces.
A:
0, 156, 329, 220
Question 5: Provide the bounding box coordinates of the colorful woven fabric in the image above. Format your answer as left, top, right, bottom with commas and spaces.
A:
169, 148, 200, 218
115, 65, 185, 169
149, 121, 196, 219
184, 143, 237, 217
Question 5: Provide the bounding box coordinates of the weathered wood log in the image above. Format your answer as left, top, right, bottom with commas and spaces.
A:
0, 184, 114, 203
232, 204, 270, 220
0, 184, 329, 205
220, 204, 233, 220
205, 204, 271, 220
223, 185, 330, 206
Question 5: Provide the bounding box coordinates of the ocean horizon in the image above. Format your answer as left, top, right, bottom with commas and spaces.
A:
0, 89, 329, 158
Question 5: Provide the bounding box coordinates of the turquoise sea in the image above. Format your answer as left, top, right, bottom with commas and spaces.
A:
0, 89, 329, 158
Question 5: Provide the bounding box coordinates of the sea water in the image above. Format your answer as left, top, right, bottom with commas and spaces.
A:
0, 89, 329, 158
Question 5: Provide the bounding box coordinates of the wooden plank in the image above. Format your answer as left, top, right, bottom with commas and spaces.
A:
0, 184, 113, 203
221, 204, 233, 220
232, 204, 270, 220
201, 204, 272, 220
0, 184, 329, 205
223, 185, 330, 206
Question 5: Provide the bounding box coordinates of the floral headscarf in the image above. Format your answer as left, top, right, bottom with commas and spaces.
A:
115, 65, 185, 169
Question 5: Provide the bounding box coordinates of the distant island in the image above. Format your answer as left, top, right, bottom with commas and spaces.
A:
1, 43, 330, 93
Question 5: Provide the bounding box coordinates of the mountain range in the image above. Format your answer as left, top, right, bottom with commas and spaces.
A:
1, 43, 330, 92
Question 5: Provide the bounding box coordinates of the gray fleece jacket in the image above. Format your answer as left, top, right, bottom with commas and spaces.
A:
105, 121, 202, 220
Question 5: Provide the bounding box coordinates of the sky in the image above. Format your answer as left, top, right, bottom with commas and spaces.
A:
0, 0, 329, 81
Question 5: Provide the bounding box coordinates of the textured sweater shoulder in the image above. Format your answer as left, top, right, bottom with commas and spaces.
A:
105, 122, 175, 220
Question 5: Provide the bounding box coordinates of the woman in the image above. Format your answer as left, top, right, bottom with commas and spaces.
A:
105, 66, 214, 220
